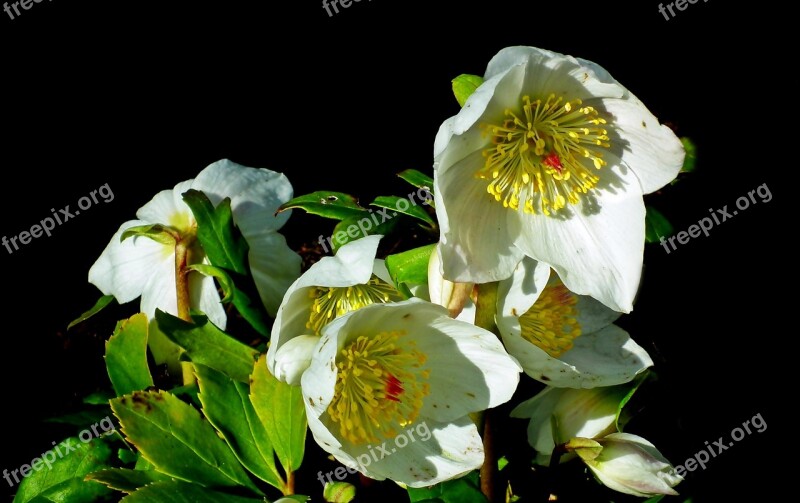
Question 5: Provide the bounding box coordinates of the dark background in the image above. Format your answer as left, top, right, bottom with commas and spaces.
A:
1, 0, 785, 501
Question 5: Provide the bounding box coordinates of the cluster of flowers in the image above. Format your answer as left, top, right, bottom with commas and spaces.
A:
90, 47, 685, 497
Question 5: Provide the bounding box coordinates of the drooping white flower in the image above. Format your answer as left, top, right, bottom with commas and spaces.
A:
496, 257, 652, 387
433, 46, 685, 312
301, 300, 521, 488
268, 236, 403, 385
571, 433, 682, 497
89, 159, 300, 329
510, 384, 632, 465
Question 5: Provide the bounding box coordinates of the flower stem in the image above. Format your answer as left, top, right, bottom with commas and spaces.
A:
174, 237, 195, 385
474, 282, 503, 503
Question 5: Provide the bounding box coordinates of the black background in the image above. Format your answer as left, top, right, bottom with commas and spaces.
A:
1, 0, 785, 501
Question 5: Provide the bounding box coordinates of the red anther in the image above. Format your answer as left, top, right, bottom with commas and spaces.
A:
385, 374, 404, 402
543, 152, 563, 172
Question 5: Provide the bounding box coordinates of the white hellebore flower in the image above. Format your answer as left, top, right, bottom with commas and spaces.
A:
497, 257, 652, 387
268, 236, 403, 385
510, 384, 633, 465
434, 46, 685, 312
89, 159, 301, 328
571, 433, 682, 497
301, 300, 521, 487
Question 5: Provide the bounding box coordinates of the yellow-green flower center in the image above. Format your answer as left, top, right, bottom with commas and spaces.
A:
307, 276, 398, 335
518, 281, 582, 357
328, 331, 430, 445
477, 94, 611, 215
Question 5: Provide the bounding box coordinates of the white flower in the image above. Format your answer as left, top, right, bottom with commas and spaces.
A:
496, 257, 652, 387
510, 385, 632, 465
433, 46, 684, 312
268, 236, 403, 385
427, 243, 475, 322
89, 159, 300, 328
301, 299, 521, 488
572, 433, 682, 497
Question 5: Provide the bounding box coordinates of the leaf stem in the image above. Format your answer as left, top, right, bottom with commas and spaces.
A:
175, 236, 195, 385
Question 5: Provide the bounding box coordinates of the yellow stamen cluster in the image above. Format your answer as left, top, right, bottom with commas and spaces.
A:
477, 94, 611, 215
307, 276, 398, 335
518, 281, 581, 357
327, 331, 430, 445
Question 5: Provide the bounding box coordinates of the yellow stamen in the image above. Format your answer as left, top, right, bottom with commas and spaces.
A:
307, 275, 399, 335
518, 279, 581, 357
327, 331, 430, 444
477, 95, 611, 215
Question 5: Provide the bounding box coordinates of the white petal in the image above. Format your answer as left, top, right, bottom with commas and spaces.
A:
247, 230, 302, 317
266, 284, 316, 380
574, 291, 622, 334
299, 235, 381, 289
600, 98, 684, 194
139, 253, 179, 321
510, 387, 566, 457
496, 257, 551, 319
272, 334, 320, 386
328, 417, 484, 488
135, 180, 195, 231
514, 166, 646, 313
189, 267, 226, 330
193, 159, 295, 234
434, 149, 525, 283
88, 220, 172, 304
486, 46, 625, 101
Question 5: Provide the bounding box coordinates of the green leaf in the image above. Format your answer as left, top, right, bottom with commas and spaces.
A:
616, 372, 649, 431
187, 264, 271, 337
44, 408, 112, 427
110, 390, 262, 495
86, 468, 172, 494
645, 206, 674, 243
68, 295, 115, 330
250, 355, 307, 474
330, 212, 398, 251
385, 244, 436, 297
119, 481, 267, 502
83, 391, 115, 405
156, 310, 260, 383
407, 471, 487, 503
397, 169, 435, 195
371, 196, 435, 227
276, 191, 368, 221
182, 190, 248, 274
680, 137, 697, 174
106, 313, 154, 396
121, 223, 178, 246
195, 364, 285, 491
452, 74, 484, 107
564, 437, 603, 462
13, 436, 114, 503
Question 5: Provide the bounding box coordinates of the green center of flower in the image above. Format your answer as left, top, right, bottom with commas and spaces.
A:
307, 276, 398, 335
518, 281, 582, 357
477, 94, 611, 215
328, 331, 430, 445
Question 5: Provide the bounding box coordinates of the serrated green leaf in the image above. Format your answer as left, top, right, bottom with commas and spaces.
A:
452, 74, 484, 107
645, 206, 674, 243
68, 295, 115, 330
330, 212, 398, 251
119, 481, 267, 502
155, 310, 260, 383
397, 169, 435, 197
371, 196, 435, 227
182, 190, 248, 274
195, 364, 285, 491
407, 471, 487, 503
277, 191, 368, 221
13, 436, 114, 503
110, 390, 262, 495
121, 224, 178, 246
106, 313, 154, 397
250, 355, 306, 474
385, 244, 436, 298
86, 468, 173, 494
